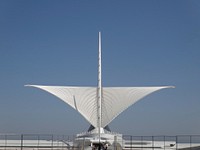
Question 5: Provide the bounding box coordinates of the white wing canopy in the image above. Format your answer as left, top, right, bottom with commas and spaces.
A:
25, 85, 173, 128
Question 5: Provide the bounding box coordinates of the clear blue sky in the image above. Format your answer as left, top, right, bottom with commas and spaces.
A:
0, 0, 200, 136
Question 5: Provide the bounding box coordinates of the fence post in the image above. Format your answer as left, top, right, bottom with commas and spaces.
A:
141, 136, 143, 150
190, 135, 192, 150
164, 136, 165, 150
4, 135, 7, 150
130, 136, 132, 150
51, 134, 53, 150
37, 135, 40, 150
114, 135, 117, 150
152, 136, 154, 150
21, 134, 23, 150
62, 135, 64, 150
82, 137, 84, 150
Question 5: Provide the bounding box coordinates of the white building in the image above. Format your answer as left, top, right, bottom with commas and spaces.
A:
26, 32, 177, 150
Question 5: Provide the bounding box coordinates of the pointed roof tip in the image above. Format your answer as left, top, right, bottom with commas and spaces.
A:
163, 86, 175, 89
161, 86, 175, 89
24, 84, 38, 87
25, 84, 34, 87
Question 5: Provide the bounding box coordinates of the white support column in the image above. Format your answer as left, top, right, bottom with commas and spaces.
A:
97, 31, 102, 142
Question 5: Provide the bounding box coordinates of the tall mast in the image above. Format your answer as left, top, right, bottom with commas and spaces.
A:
97, 32, 102, 141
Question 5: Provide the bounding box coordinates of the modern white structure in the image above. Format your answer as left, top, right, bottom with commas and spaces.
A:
25, 32, 176, 149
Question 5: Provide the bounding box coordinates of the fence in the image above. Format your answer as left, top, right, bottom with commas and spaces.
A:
0, 134, 75, 150
0, 134, 200, 150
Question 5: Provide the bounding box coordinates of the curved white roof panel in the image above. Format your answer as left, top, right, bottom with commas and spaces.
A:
26, 32, 174, 129
25, 85, 173, 128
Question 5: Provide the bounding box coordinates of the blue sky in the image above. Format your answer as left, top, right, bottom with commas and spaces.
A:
0, 0, 200, 136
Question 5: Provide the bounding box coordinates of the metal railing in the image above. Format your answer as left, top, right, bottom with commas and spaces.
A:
0, 134, 75, 150
0, 134, 200, 150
